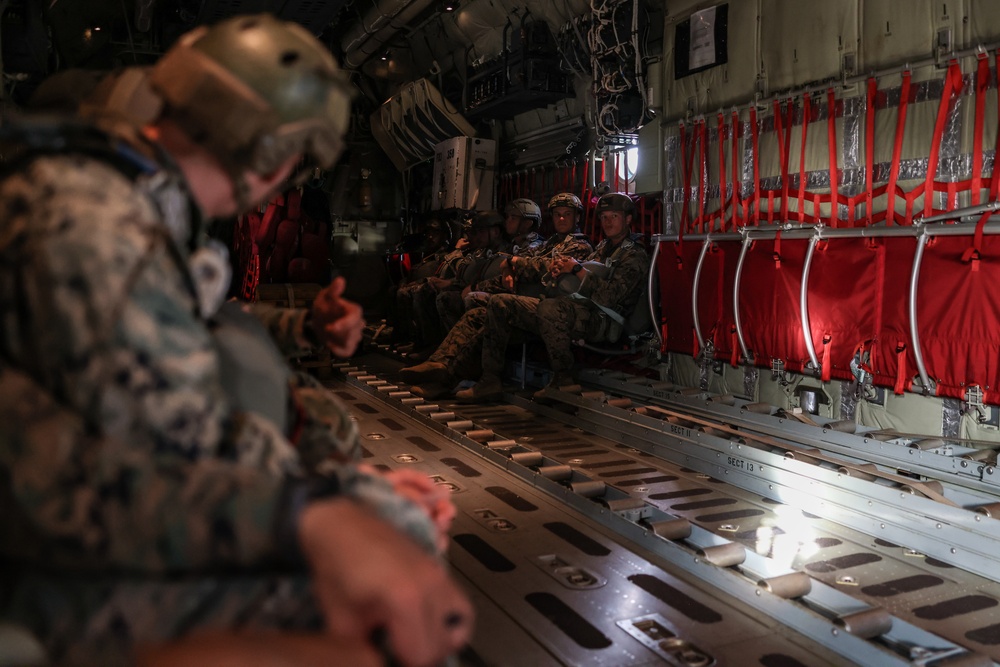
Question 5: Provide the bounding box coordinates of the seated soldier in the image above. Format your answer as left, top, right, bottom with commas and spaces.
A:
453, 192, 649, 403
400, 193, 594, 398
395, 220, 468, 352
431, 211, 510, 334
391, 218, 454, 345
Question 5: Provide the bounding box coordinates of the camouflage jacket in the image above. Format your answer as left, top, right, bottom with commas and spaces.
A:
0, 150, 436, 575
453, 238, 512, 290
576, 233, 650, 320
408, 246, 452, 281
513, 231, 593, 285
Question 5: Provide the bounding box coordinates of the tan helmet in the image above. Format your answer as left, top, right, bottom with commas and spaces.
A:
595, 192, 635, 217
504, 198, 542, 227
547, 192, 583, 214
148, 14, 353, 175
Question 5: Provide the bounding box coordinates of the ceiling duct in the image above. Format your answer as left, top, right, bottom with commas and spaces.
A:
505, 117, 587, 169
370, 78, 476, 171
341, 0, 435, 69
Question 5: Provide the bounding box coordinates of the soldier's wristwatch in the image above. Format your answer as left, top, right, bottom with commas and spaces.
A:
571, 263, 583, 275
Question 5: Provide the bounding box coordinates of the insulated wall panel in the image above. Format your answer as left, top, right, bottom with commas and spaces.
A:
968, 0, 1000, 48
861, 0, 958, 72
759, 0, 857, 94
661, 0, 758, 122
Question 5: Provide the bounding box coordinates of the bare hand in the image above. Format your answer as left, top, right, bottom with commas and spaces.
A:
359, 464, 456, 553
311, 277, 364, 357
298, 499, 473, 667
549, 257, 578, 277
502, 273, 515, 291
454, 237, 470, 250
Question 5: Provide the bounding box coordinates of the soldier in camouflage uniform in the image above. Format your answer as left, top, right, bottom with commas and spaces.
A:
432, 211, 511, 334
0, 14, 470, 667
401, 193, 594, 398
457, 197, 549, 311
395, 224, 467, 351
391, 218, 453, 345
454, 192, 650, 403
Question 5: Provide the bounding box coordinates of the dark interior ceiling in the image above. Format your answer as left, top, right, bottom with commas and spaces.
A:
1, 0, 461, 110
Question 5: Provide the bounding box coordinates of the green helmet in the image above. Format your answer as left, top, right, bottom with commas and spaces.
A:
548, 192, 583, 213
595, 192, 635, 216
148, 14, 353, 174
505, 198, 542, 227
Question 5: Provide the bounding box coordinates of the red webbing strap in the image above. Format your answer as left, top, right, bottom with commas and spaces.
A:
692, 328, 699, 358
887, 71, 911, 225
924, 61, 964, 218
973, 55, 989, 205
961, 210, 992, 271
773, 229, 782, 268
613, 152, 620, 192
820, 333, 833, 382
751, 107, 761, 225
580, 159, 588, 202
718, 113, 729, 230
680, 123, 692, 234
894, 341, 908, 394
797, 93, 811, 223
774, 99, 790, 222
827, 89, 840, 227
865, 77, 877, 226
730, 326, 739, 367
698, 119, 708, 232
731, 110, 742, 229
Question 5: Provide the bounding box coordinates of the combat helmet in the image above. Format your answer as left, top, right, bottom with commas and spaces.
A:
148, 14, 353, 176
547, 192, 583, 214
505, 198, 542, 227
467, 211, 504, 230
595, 192, 635, 217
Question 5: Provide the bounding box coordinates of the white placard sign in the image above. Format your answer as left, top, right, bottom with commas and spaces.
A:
689, 6, 718, 70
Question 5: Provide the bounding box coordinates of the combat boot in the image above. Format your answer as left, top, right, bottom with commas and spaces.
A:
455, 375, 504, 403
532, 371, 577, 403
411, 382, 452, 400
400, 360, 450, 385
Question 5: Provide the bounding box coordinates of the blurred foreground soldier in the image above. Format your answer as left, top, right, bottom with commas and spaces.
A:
454, 192, 649, 403
0, 14, 470, 667
401, 193, 593, 398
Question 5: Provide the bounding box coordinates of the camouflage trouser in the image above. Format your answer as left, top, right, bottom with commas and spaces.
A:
429, 307, 487, 381
481, 294, 541, 376
403, 281, 445, 346
394, 280, 423, 344
3, 572, 318, 667
435, 290, 466, 334
482, 295, 592, 376
535, 297, 593, 371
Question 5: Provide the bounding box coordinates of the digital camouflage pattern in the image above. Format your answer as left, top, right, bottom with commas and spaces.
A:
434, 238, 513, 335
0, 151, 438, 662
424, 231, 593, 383
395, 246, 465, 345
472, 230, 591, 298
481, 233, 649, 376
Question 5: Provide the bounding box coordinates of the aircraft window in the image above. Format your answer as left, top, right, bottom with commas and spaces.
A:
617, 147, 638, 187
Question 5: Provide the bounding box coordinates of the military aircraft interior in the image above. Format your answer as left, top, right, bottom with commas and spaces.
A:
9, 0, 1000, 665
